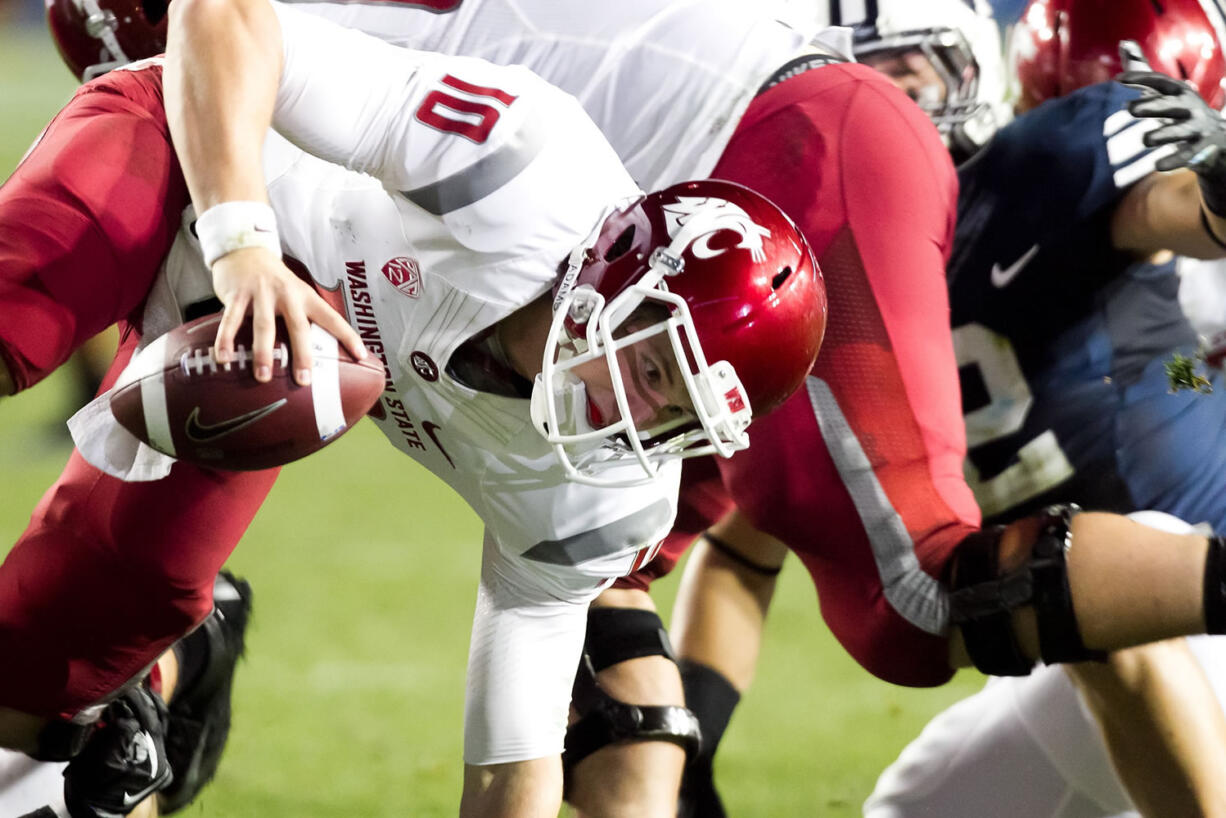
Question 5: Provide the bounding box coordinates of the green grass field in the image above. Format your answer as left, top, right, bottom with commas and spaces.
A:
0, 24, 985, 816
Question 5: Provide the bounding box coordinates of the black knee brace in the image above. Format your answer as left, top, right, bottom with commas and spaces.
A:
948, 504, 1105, 676
563, 608, 702, 780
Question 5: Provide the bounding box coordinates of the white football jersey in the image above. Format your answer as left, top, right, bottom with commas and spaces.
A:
272, 0, 811, 191
1178, 256, 1226, 347
269, 6, 676, 592
265, 8, 681, 762
0, 751, 68, 817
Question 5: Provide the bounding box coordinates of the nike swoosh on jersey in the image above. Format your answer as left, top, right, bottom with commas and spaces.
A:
422, 420, 455, 469
184, 400, 288, 443
989, 244, 1041, 288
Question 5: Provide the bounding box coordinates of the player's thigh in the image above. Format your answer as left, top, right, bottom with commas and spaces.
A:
0, 453, 277, 718
865, 671, 1119, 818
0, 67, 186, 391
0, 331, 277, 717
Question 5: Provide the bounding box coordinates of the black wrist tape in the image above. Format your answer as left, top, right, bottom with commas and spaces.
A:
1202, 206, 1226, 251
1204, 536, 1226, 634
1198, 175, 1226, 219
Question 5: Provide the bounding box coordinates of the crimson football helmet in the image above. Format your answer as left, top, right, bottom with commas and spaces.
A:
46, 0, 168, 81
531, 179, 827, 487
1012, 0, 1226, 110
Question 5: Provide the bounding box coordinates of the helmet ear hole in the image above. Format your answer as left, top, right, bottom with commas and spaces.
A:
771, 266, 793, 290
604, 226, 637, 262
142, 0, 168, 23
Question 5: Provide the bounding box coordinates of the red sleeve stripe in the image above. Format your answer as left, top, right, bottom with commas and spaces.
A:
441, 73, 517, 106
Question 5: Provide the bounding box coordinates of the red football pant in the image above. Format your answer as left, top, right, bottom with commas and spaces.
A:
0, 63, 186, 391
0, 64, 276, 718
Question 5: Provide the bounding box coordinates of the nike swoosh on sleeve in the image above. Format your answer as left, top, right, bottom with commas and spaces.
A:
989, 244, 1041, 288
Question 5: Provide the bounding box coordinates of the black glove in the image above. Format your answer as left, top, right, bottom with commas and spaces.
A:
63, 686, 174, 818
1118, 49, 1226, 214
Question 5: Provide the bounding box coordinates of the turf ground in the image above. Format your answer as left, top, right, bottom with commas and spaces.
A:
0, 23, 985, 816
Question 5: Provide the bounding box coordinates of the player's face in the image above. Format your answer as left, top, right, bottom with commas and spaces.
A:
572, 326, 696, 433
860, 48, 949, 108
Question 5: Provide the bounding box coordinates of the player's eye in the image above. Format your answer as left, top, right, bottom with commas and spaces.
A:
642, 356, 662, 387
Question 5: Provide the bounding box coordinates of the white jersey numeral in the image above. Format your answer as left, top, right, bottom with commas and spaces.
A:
954, 322, 1074, 518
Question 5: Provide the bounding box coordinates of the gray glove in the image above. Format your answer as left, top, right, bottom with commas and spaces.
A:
1118, 41, 1226, 214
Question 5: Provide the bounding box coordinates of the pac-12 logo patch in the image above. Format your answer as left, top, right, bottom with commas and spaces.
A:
382, 256, 423, 298
411, 351, 439, 382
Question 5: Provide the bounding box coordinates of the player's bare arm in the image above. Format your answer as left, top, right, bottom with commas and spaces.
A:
944, 512, 1210, 671
1069, 638, 1226, 818
1113, 59, 1226, 260
1110, 169, 1226, 259
165, 0, 365, 385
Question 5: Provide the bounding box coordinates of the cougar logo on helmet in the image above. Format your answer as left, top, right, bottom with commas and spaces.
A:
661, 197, 771, 262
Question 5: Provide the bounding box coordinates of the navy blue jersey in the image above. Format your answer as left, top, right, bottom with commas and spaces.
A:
950, 82, 1226, 527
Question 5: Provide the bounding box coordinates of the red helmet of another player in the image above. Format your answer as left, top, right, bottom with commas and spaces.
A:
46, 0, 169, 81
532, 179, 827, 487
1013, 0, 1226, 110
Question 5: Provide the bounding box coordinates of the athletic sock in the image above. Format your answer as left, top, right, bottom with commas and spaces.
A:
171, 625, 211, 698
677, 659, 741, 818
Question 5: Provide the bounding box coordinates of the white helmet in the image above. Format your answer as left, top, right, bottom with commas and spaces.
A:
822, 0, 1010, 159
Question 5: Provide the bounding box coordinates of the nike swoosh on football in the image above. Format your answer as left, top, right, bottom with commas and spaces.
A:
185, 399, 288, 443
989, 244, 1041, 288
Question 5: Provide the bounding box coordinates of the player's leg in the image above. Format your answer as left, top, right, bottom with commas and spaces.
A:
0, 62, 187, 395
863, 667, 1123, 818
563, 458, 727, 818
564, 589, 690, 818
0, 572, 254, 816
868, 638, 1226, 817
159, 569, 254, 813
1067, 639, 1226, 818
0, 331, 276, 755
868, 639, 1226, 817
668, 512, 786, 818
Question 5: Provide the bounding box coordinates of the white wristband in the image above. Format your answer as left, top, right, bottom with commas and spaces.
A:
195, 201, 281, 268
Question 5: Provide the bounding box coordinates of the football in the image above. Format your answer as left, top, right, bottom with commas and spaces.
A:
110, 313, 385, 470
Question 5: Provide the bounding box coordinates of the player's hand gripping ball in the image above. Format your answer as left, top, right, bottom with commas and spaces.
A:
110, 313, 384, 470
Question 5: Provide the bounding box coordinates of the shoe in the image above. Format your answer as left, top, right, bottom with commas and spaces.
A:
157, 570, 252, 814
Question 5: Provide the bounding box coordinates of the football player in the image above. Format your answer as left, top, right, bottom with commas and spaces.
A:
862, 1, 1226, 815
160, 0, 1226, 815
161, 1, 967, 814
672, 0, 1226, 815
0, 11, 826, 818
